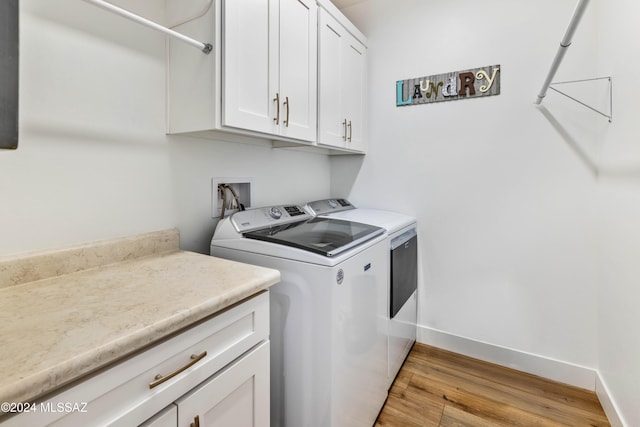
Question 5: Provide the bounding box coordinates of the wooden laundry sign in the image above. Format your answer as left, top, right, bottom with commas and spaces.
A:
396, 64, 500, 107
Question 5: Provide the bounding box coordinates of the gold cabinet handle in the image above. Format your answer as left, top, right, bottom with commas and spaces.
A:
190, 415, 200, 427
342, 119, 347, 141
273, 93, 280, 125
347, 120, 352, 142
283, 96, 289, 127
149, 351, 207, 389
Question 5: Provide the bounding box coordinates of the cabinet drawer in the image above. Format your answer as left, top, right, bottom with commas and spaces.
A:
1, 292, 269, 427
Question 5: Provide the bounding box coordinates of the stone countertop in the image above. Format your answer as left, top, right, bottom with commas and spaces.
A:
0, 230, 280, 406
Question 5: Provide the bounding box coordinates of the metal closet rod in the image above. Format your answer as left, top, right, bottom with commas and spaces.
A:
82, 0, 212, 54
535, 0, 591, 105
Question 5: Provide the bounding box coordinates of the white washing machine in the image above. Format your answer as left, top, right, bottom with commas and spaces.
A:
306, 199, 418, 389
211, 205, 389, 427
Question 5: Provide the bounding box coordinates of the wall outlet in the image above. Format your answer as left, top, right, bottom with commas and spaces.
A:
212, 178, 252, 218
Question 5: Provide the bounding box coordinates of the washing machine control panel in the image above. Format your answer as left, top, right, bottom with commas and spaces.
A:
268, 207, 283, 219
230, 205, 311, 233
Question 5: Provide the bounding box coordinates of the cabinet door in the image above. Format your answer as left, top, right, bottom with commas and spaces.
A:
176, 342, 270, 427
342, 33, 367, 152
139, 404, 178, 427
222, 0, 278, 135
318, 9, 346, 148
278, 0, 317, 142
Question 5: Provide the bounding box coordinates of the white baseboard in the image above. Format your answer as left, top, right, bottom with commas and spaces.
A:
417, 325, 597, 390
596, 373, 626, 427
417, 326, 626, 425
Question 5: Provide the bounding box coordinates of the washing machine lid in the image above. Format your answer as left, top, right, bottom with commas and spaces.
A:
243, 217, 384, 257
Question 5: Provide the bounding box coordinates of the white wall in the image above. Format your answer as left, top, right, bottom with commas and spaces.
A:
334, 0, 601, 381
6, 0, 635, 423
0, 0, 330, 257
596, 0, 640, 425
169, 136, 331, 253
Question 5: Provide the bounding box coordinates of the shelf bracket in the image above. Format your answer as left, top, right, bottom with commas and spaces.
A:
548, 77, 613, 123
82, 0, 212, 54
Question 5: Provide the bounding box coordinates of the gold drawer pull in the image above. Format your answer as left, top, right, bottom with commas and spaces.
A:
149, 351, 208, 389
190, 415, 201, 427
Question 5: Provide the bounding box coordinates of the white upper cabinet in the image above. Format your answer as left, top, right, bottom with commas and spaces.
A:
317, 5, 367, 153
317, 11, 343, 147
166, 0, 316, 144
223, 0, 317, 142
222, 0, 276, 136
342, 32, 366, 151
277, 0, 318, 142
167, 0, 366, 153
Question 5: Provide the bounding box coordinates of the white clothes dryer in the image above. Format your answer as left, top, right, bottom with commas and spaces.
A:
306, 199, 418, 389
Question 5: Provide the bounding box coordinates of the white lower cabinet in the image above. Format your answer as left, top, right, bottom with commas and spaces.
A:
139, 405, 178, 427
176, 342, 269, 427
1, 292, 270, 427
140, 342, 269, 427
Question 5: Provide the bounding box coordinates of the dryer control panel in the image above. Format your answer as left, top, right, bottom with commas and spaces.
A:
230, 205, 311, 233
306, 199, 355, 216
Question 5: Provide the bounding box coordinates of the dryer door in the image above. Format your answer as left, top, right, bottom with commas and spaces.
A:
390, 229, 417, 318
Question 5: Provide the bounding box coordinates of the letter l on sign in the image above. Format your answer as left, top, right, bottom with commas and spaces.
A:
396, 81, 412, 106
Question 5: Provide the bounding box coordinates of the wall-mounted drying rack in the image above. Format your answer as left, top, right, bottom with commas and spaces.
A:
81, 0, 212, 54
535, 0, 612, 122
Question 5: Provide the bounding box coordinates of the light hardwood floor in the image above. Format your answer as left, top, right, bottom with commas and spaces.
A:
375, 343, 610, 426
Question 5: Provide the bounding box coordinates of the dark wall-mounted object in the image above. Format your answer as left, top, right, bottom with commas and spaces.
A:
1, 0, 19, 150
